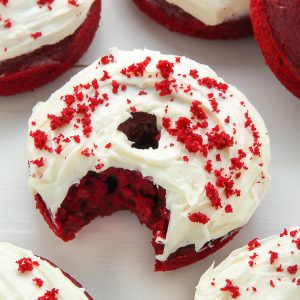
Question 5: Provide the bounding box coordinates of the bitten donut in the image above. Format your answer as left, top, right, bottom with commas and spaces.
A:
0, 242, 92, 299
251, 0, 300, 99
0, 0, 101, 96
28, 48, 270, 271
132, 0, 252, 39
195, 227, 300, 299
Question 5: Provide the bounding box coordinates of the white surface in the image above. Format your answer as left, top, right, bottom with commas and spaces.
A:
0, 0, 299, 299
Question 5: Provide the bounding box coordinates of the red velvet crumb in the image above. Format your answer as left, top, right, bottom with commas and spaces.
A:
16, 257, 39, 273
38, 288, 59, 300
188, 212, 210, 224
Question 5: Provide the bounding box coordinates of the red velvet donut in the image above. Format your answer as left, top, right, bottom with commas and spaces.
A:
251, 0, 300, 99
0, 0, 101, 96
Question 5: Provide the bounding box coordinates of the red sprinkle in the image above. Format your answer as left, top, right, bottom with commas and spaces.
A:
156, 60, 174, 78
220, 279, 241, 298
68, 0, 78, 6
33, 278, 44, 287
30, 157, 44, 167
188, 212, 210, 224
16, 257, 39, 273
248, 238, 261, 251
198, 77, 229, 93
269, 251, 279, 265
224, 204, 233, 213
155, 79, 175, 96
31, 32, 42, 39
287, 265, 298, 275
38, 288, 59, 300
205, 182, 222, 209
121, 57, 151, 77
30, 130, 52, 152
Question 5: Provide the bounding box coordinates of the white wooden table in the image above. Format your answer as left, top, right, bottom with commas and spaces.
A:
0, 0, 300, 299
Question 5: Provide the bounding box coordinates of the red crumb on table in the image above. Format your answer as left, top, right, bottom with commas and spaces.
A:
31, 32, 42, 39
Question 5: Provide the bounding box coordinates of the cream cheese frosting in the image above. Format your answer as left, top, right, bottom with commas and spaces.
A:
28, 48, 270, 261
0, 0, 95, 62
0, 242, 89, 299
195, 227, 300, 299
165, 0, 249, 26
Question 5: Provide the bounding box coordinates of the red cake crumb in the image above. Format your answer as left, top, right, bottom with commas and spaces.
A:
33, 278, 44, 287
205, 182, 222, 209
155, 78, 175, 96
121, 56, 151, 77
248, 238, 261, 251
287, 265, 298, 275
38, 288, 59, 300
188, 212, 210, 224
220, 279, 241, 298
0, 0, 101, 96
156, 60, 174, 78
16, 257, 39, 273
269, 251, 279, 265
132, 0, 252, 39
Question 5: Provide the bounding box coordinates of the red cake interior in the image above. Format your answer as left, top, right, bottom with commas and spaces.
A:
0, 0, 101, 96
265, 0, 300, 75
132, 0, 252, 39
35, 112, 240, 271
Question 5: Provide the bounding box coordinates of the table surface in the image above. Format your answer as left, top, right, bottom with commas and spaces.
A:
0, 1, 300, 299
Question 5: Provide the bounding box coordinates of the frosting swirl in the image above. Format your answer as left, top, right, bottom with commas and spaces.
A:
28, 48, 270, 261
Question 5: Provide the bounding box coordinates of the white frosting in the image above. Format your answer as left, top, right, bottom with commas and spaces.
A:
165, 0, 249, 26
28, 49, 270, 261
0, 242, 89, 299
0, 0, 95, 62
195, 227, 300, 299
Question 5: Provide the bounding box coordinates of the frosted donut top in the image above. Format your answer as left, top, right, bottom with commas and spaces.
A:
28, 48, 270, 261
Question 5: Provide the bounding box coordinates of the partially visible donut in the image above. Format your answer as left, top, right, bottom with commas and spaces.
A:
132, 0, 252, 39
251, 0, 300, 99
28, 48, 270, 271
195, 227, 300, 299
0, 242, 93, 299
0, 0, 101, 96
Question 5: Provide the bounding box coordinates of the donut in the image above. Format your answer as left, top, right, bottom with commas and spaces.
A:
28, 48, 270, 271
0, 0, 101, 96
0, 242, 93, 299
195, 227, 300, 299
132, 0, 252, 39
250, 0, 300, 99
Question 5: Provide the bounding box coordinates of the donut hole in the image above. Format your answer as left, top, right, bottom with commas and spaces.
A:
106, 175, 118, 193
117, 112, 160, 150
